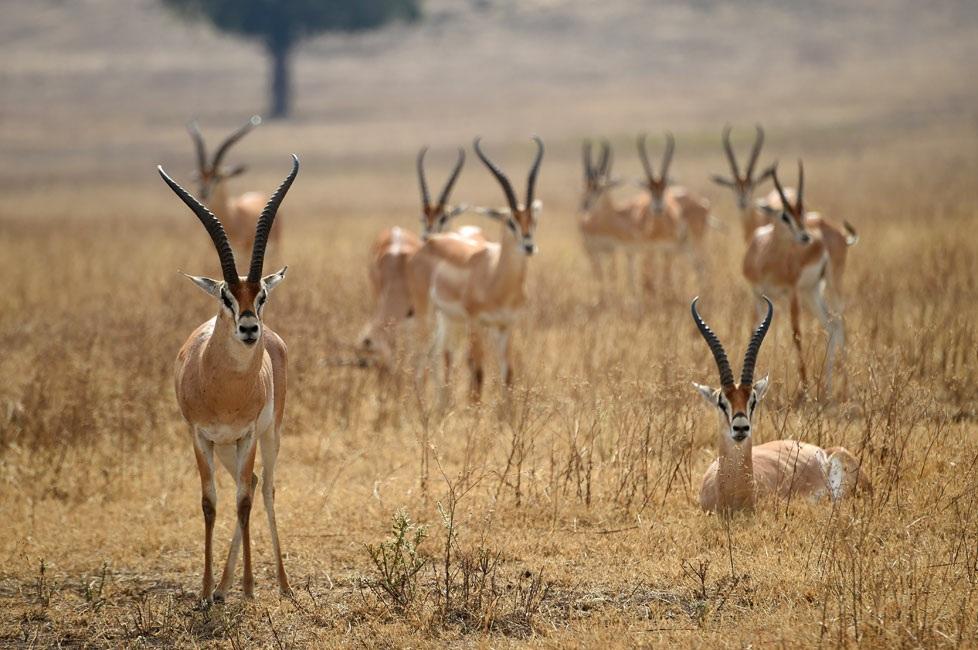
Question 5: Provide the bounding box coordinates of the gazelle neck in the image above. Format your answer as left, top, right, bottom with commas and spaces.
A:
203, 311, 265, 378
715, 420, 756, 512
740, 206, 767, 242
492, 220, 530, 299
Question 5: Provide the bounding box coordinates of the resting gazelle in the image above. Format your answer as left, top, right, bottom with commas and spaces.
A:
690, 296, 869, 514
159, 155, 298, 603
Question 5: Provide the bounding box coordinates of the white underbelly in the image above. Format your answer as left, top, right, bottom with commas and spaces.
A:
197, 391, 275, 445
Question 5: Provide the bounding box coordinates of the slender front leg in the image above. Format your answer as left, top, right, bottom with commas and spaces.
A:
789, 291, 808, 390
192, 430, 217, 603
260, 427, 292, 595
467, 326, 486, 404
490, 326, 514, 391
215, 444, 258, 600
235, 433, 259, 598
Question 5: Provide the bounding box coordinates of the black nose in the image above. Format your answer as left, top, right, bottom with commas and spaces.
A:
523, 243, 535, 254
239, 324, 259, 336
363, 338, 372, 349
800, 233, 811, 244
732, 425, 750, 442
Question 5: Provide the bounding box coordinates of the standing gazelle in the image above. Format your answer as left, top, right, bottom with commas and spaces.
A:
690, 297, 869, 514
407, 137, 543, 405
187, 116, 282, 256
635, 133, 713, 287
159, 154, 298, 603
356, 147, 474, 369
743, 162, 847, 397
709, 124, 776, 240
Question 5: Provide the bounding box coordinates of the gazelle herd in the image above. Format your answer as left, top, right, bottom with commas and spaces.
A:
163, 119, 868, 603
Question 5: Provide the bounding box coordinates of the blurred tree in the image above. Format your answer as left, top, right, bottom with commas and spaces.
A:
162, 0, 421, 119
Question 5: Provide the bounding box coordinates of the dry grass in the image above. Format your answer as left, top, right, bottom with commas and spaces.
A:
2, 117, 978, 647
3, 0, 978, 647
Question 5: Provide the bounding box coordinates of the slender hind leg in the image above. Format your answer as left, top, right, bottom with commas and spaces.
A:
789, 292, 808, 398
260, 427, 291, 595
467, 326, 486, 404
802, 283, 845, 401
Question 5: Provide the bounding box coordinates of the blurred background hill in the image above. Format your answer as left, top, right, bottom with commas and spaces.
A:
2, 0, 977, 183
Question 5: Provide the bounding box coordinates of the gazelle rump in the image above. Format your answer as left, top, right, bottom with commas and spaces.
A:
188, 115, 282, 256
690, 297, 869, 514
743, 162, 849, 396
407, 136, 543, 405
356, 146, 480, 370
159, 154, 298, 603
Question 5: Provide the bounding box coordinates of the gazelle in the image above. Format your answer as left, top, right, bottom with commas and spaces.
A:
407, 136, 543, 404
578, 140, 647, 296
635, 132, 713, 285
711, 124, 858, 305
159, 154, 297, 603
187, 116, 281, 256
356, 147, 474, 370
690, 297, 869, 514
709, 124, 777, 240
742, 162, 847, 397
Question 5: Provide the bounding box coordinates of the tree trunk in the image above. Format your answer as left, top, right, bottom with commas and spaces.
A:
267, 39, 293, 119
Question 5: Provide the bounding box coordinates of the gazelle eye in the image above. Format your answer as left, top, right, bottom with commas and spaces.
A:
221, 294, 234, 312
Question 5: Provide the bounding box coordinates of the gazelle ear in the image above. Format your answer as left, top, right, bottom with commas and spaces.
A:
262, 266, 287, 292
756, 199, 777, 215
446, 203, 469, 218
475, 206, 510, 221
711, 174, 735, 187
692, 382, 717, 406
531, 199, 543, 217
752, 375, 770, 402
182, 272, 223, 297
225, 164, 248, 178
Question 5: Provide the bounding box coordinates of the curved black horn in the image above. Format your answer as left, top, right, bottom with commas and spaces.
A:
691, 297, 735, 389
583, 140, 594, 182
796, 159, 805, 213
158, 165, 238, 284
525, 135, 545, 209
637, 133, 654, 182
436, 147, 466, 208
247, 154, 299, 282
187, 120, 208, 172
474, 137, 519, 214
598, 139, 612, 178
661, 132, 675, 181
416, 146, 431, 209
741, 296, 774, 387
771, 162, 791, 210
722, 124, 741, 180
746, 124, 764, 179
211, 115, 261, 170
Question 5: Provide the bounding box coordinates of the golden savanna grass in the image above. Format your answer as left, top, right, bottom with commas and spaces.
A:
3, 0, 978, 647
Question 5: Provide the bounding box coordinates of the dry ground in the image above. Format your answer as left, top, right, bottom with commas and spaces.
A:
3, 0, 978, 647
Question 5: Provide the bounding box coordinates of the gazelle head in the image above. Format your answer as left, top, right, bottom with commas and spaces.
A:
637, 132, 675, 214
187, 115, 262, 201
159, 154, 298, 347
580, 139, 616, 212
691, 296, 773, 447
473, 136, 545, 256
711, 125, 776, 211
764, 161, 812, 245
417, 146, 468, 240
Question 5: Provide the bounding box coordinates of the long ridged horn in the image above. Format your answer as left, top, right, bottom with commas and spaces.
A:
211, 115, 261, 171
741, 296, 774, 387
796, 159, 805, 213
598, 140, 612, 178
771, 162, 791, 210
158, 165, 238, 284
187, 120, 208, 173
746, 124, 764, 180
637, 133, 654, 182
583, 140, 594, 182
722, 124, 741, 180
660, 132, 675, 181
525, 136, 544, 209
247, 154, 299, 282
416, 146, 432, 209
691, 297, 735, 389
474, 137, 519, 214
436, 147, 466, 209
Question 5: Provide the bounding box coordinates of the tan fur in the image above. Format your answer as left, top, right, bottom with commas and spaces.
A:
206, 183, 282, 257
